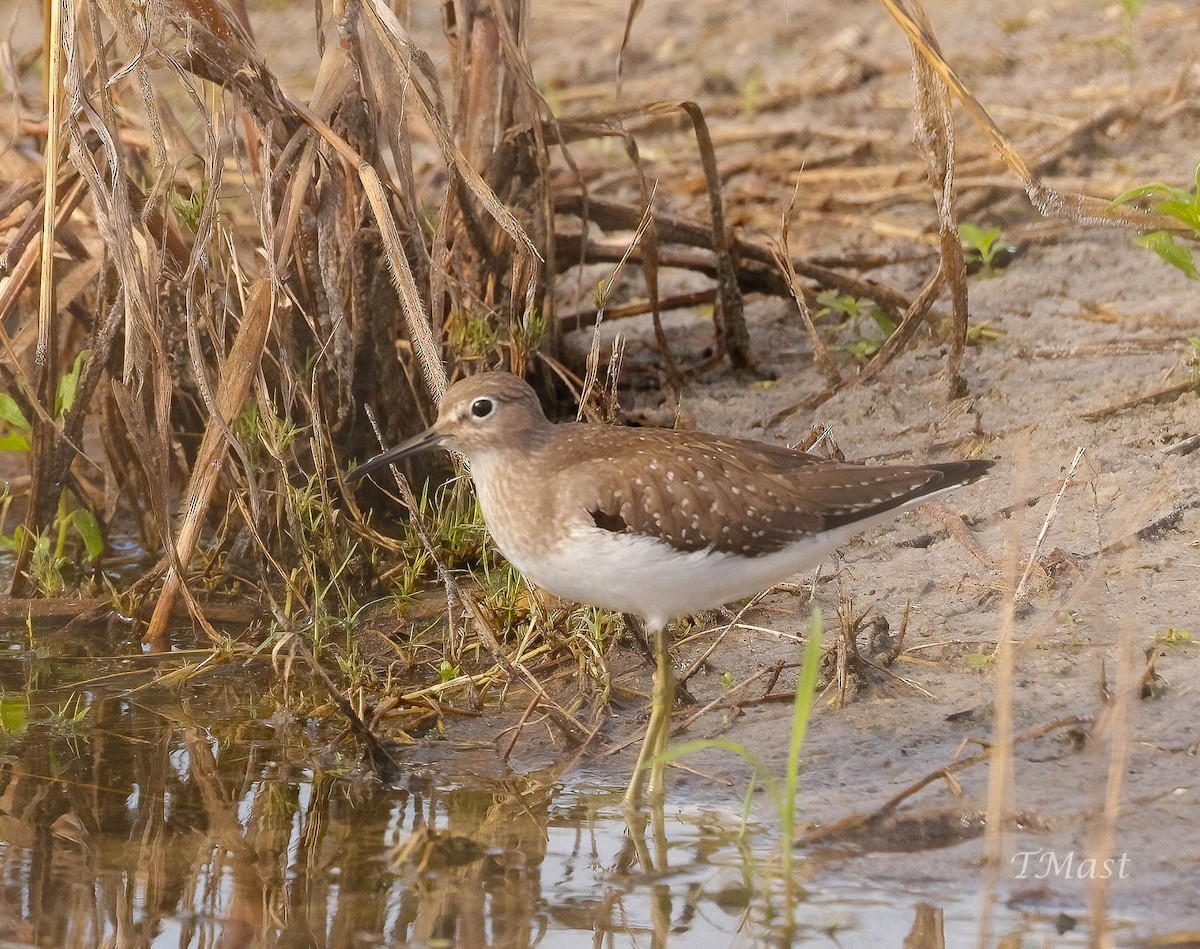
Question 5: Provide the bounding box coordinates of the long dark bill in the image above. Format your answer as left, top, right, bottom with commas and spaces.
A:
347, 428, 442, 482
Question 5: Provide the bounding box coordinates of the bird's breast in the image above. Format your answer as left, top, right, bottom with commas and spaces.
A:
466, 454, 573, 579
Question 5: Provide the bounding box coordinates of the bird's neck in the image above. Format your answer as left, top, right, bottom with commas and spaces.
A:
463, 421, 561, 479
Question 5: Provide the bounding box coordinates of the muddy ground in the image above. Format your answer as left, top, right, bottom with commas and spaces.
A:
517, 0, 1200, 935
232, 0, 1200, 935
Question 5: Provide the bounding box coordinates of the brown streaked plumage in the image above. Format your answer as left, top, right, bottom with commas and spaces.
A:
350, 371, 994, 809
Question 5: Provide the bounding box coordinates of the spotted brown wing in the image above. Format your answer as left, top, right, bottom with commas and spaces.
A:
551, 425, 991, 556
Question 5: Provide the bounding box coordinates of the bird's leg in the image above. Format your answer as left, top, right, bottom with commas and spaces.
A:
623, 622, 676, 810
646, 623, 674, 805
625, 613, 695, 705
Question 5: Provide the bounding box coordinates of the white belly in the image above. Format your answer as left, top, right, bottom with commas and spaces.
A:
507, 526, 839, 631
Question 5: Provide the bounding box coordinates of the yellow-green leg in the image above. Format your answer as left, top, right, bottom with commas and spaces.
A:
624, 624, 675, 810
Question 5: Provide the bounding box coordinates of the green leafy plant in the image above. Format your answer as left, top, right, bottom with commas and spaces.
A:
54, 350, 88, 417
966, 320, 1006, 345
571, 605, 623, 656
814, 292, 896, 359
477, 553, 532, 632
450, 313, 501, 358
0, 353, 105, 578
0, 695, 30, 737
0, 496, 104, 593
10, 527, 66, 594
1109, 163, 1200, 280
0, 352, 88, 446
0, 393, 31, 452
47, 692, 91, 750
512, 308, 548, 358
1154, 628, 1194, 646
959, 223, 1017, 276
64, 503, 104, 563
963, 651, 994, 670
815, 291, 870, 322
169, 181, 209, 232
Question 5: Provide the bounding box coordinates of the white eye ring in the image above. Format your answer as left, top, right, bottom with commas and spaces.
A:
470, 398, 495, 419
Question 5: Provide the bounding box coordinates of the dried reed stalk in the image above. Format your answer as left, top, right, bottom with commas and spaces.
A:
904, 0, 969, 391
145, 279, 274, 645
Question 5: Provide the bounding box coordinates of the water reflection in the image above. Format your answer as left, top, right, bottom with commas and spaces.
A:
0, 626, 1097, 947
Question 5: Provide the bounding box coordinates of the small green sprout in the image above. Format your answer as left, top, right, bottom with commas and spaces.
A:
450, 314, 500, 358
963, 651, 994, 670
967, 321, 1006, 344
1119, 0, 1145, 72
1154, 628, 1194, 646
1186, 337, 1200, 377
170, 182, 209, 232
815, 292, 896, 359
513, 308, 548, 356
741, 65, 764, 121
0, 392, 31, 452
960, 223, 1017, 276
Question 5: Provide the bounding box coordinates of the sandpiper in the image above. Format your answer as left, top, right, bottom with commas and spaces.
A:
350, 371, 993, 808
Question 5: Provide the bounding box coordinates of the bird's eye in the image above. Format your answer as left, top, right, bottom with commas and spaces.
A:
470, 398, 494, 419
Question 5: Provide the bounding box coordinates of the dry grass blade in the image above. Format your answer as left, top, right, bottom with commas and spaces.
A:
904, 0, 968, 389
35, 0, 63, 369
1015, 448, 1085, 601
557, 290, 717, 334
1082, 376, 1200, 422
579, 201, 655, 412
774, 178, 840, 386
145, 280, 274, 645
5, 176, 93, 596
0, 179, 88, 432
153, 0, 292, 130
1087, 548, 1143, 944
616, 0, 645, 89
761, 0, 1017, 421
625, 146, 680, 384
553, 192, 920, 353
67, 5, 159, 377
976, 445, 1030, 947
766, 267, 946, 421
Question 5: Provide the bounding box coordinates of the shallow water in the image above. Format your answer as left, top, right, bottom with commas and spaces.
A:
0, 623, 1114, 947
